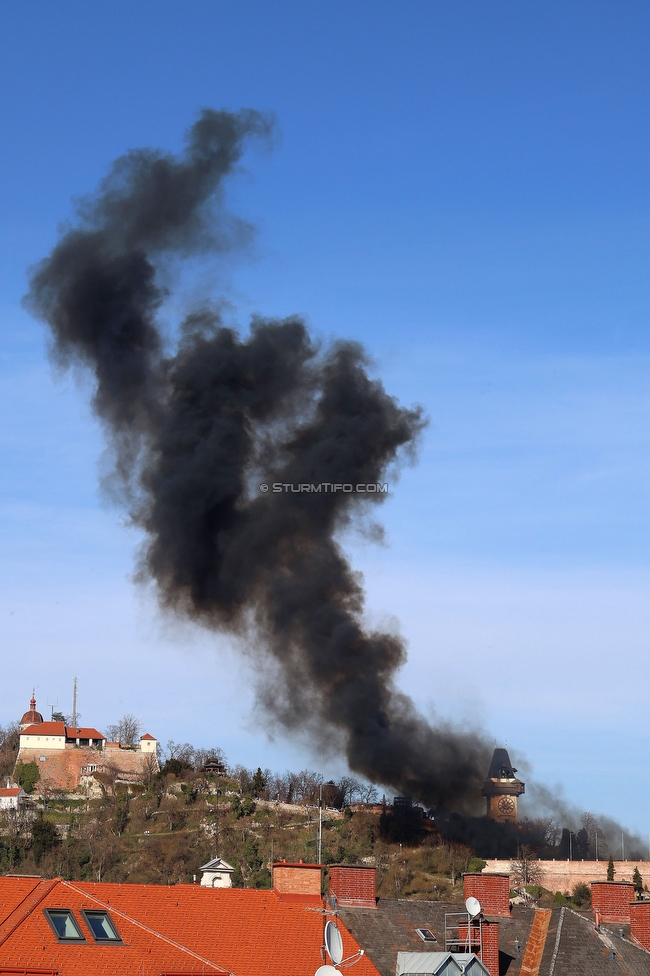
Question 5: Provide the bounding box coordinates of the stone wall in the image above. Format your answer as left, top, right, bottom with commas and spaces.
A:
17, 746, 158, 794
483, 859, 648, 893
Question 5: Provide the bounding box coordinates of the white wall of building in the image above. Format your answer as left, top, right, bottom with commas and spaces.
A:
19, 733, 65, 750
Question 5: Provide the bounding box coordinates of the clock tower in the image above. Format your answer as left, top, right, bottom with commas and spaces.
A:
482, 747, 525, 823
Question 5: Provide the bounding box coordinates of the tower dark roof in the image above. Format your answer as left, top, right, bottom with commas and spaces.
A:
486, 747, 517, 780
482, 746, 525, 799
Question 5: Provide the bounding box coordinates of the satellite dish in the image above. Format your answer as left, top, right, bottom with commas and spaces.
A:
465, 896, 481, 917
325, 920, 344, 965
315, 967, 340, 976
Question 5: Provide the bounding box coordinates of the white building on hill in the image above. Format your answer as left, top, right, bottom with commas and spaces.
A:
15, 695, 158, 794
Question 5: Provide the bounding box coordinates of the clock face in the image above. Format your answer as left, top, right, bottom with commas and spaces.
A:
497, 796, 515, 815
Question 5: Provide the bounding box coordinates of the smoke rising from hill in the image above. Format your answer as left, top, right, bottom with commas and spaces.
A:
526, 785, 646, 861
25, 109, 492, 812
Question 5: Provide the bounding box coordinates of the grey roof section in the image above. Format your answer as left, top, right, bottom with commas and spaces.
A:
338, 898, 650, 976
338, 898, 534, 976
396, 951, 489, 975
396, 951, 458, 975
540, 907, 650, 976
198, 856, 234, 872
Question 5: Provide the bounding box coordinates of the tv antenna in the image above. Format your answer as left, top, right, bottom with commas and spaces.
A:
47, 696, 59, 721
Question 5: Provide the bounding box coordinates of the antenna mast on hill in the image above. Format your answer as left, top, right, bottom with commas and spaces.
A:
47, 696, 59, 721
318, 754, 323, 865
71, 677, 78, 727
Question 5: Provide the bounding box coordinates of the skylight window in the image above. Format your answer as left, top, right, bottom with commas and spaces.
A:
44, 909, 86, 942
82, 910, 122, 943
415, 927, 437, 942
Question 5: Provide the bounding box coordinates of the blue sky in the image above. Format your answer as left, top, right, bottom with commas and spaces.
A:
1, 1, 650, 834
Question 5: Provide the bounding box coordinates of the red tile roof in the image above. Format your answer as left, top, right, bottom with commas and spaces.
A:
140, 733, 156, 740
0, 876, 380, 976
0, 878, 227, 975
0, 967, 59, 973
20, 723, 66, 736
0, 788, 22, 797
20, 724, 105, 740
64, 727, 104, 740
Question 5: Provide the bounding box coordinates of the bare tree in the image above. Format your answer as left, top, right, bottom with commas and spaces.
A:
231, 764, 253, 793
358, 783, 379, 804
141, 752, 159, 789
580, 812, 606, 858
0, 722, 20, 780
96, 761, 121, 797
270, 772, 290, 802
159, 794, 186, 831
80, 813, 118, 882
441, 841, 473, 886
532, 816, 561, 847
1, 807, 32, 846
193, 746, 227, 770
511, 845, 542, 892
390, 858, 413, 896
165, 741, 195, 766
106, 714, 142, 746
290, 769, 321, 804
338, 776, 362, 806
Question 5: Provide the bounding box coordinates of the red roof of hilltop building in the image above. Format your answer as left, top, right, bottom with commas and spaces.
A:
63, 727, 105, 739
20, 722, 105, 740
0, 876, 380, 976
20, 722, 67, 736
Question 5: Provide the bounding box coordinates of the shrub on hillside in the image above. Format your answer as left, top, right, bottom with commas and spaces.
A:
31, 816, 58, 864
15, 760, 39, 794
571, 882, 591, 908
467, 857, 487, 873
231, 795, 255, 818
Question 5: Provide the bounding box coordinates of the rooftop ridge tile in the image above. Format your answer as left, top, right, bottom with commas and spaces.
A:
0, 878, 58, 947
520, 908, 551, 976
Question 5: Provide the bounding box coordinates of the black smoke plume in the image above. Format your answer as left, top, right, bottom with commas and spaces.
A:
26, 109, 491, 811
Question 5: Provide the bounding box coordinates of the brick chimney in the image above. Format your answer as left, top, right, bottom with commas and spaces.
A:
480, 919, 500, 976
591, 882, 635, 924
456, 918, 499, 976
328, 865, 377, 908
630, 901, 650, 951
463, 873, 511, 917
271, 860, 324, 905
